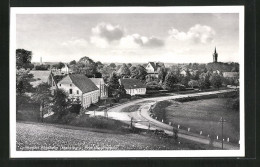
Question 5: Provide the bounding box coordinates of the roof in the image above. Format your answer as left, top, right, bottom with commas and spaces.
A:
119, 78, 146, 89
148, 62, 157, 70
223, 72, 239, 78
58, 74, 99, 93
53, 74, 66, 84
89, 78, 105, 85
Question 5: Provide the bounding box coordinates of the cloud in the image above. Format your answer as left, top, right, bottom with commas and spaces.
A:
91, 23, 124, 42
119, 34, 164, 49
168, 24, 215, 44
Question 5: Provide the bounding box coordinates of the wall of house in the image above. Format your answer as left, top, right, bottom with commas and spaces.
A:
82, 90, 99, 108
96, 84, 108, 98
57, 80, 83, 101
125, 88, 146, 96
146, 64, 155, 73
61, 66, 69, 74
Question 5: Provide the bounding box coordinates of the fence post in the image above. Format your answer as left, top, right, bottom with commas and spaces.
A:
130, 117, 133, 129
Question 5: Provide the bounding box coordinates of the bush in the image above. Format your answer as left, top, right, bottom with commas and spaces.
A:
150, 101, 173, 122
175, 96, 198, 102
118, 98, 130, 103
69, 104, 81, 114
146, 81, 162, 90
35, 65, 49, 70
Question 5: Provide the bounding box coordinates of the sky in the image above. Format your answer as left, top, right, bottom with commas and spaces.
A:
16, 13, 239, 63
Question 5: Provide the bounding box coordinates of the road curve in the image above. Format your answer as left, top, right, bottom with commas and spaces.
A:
104, 89, 240, 150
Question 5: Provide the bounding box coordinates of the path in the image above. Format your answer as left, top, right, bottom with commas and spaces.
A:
87, 89, 239, 150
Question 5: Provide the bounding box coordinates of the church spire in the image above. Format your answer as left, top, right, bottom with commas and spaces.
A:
213, 47, 218, 63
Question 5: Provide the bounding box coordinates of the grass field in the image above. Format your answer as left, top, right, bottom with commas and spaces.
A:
120, 105, 141, 113
16, 122, 214, 151
164, 98, 239, 142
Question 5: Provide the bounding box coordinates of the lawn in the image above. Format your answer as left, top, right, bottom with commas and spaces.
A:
16, 122, 214, 151
120, 105, 141, 113
164, 98, 240, 143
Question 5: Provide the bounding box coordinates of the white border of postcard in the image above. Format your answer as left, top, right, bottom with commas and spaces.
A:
10, 6, 245, 158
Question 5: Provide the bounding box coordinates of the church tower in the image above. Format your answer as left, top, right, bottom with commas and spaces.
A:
213, 47, 218, 63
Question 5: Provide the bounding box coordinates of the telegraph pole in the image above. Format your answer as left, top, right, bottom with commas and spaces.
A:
220, 117, 226, 149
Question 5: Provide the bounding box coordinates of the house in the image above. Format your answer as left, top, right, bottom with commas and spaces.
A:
213, 70, 220, 74
61, 64, 71, 75
57, 74, 99, 108
119, 78, 146, 96
89, 78, 108, 98
145, 62, 165, 77
180, 70, 187, 76
223, 72, 239, 78
47, 72, 65, 94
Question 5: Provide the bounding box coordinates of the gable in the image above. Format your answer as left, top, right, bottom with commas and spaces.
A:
58, 75, 73, 84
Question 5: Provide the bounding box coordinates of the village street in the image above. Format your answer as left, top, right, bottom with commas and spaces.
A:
88, 89, 240, 150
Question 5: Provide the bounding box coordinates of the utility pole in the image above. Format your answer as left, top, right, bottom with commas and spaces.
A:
40, 100, 44, 123
220, 117, 226, 149
130, 117, 133, 129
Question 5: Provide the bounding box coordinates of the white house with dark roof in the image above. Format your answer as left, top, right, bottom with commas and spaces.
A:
145, 62, 165, 78
57, 74, 99, 108
89, 78, 108, 98
119, 78, 146, 96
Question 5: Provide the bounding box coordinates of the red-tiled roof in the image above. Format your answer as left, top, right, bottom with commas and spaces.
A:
119, 78, 146, 89
68, 74, 99, 93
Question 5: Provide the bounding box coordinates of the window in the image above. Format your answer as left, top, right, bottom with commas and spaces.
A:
60, 84, 61, 86
77, 90, 79, 94
69, 89, 72, 94
70, 84, 72, 87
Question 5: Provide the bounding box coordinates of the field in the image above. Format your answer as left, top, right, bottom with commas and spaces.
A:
164, 98, 239, 142
16, 122, 213, 151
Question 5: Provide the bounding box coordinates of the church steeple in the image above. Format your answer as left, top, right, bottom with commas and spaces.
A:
213, 47, 218, 63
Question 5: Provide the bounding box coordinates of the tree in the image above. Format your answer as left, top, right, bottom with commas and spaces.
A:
109, 63, 116, 69
163, 72, 178, 90
127, 63, 132, 68
181, 76, 190, 87
16, 69, 34, 95
188, 80, 199, 88
16, 49, 33, 69
69, 60, 76, 65
32, 83, 52, 121
158, 67, 167, 83
130, 65, 147, 81
99, 65, 116, 82
74, 56, 97, 77
107, 72, 120, 97
95, 61, 104, 70
53, 62, 65, 69
51, 89, 70, 117
108, 72, 120, 89
117, 63, 130, 77
199, 72, 211, 90
210, 74, 223, 89
32, 82, 51, 104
